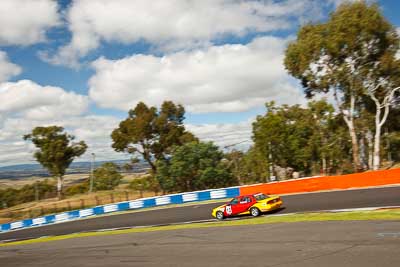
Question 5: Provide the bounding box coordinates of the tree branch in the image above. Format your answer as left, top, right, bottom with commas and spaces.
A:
379, 86, 400, 127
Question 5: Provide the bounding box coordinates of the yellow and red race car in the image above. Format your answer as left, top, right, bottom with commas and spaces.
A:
211, 193, 283, 220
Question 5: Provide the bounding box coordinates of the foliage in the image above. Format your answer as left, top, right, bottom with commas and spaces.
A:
0, 180, 56, 208
111, 101, 197, 173
224, 148, 269, 184
65, 182, 89, 196
237, 146, 269, 184
284, 1, 400, 171
386, 107, 400, 162
0, 188, 18, 208
92, 162, 123, 191
285, 2, 398, 97
156, 142, 237, 192
23, 126, 87, 198
129, 176, 152, 197
252, 100, 350, 176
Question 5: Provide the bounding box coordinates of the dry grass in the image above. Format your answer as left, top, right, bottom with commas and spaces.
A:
0, 171, 155, 223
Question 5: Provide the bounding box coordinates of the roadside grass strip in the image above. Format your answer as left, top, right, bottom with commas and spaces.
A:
1, 209, 400, 247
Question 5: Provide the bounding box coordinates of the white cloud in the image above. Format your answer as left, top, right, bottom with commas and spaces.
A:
0, 51, 21, 83
0, 78, 256, 166
89, 36, 304, 113
0, 80, 128, 166
0, 80, 89, 120
0, 112, 254, 166
0, 115, 126, 167
43, 0, 313, 67
0, 79, 257, 166
0, 0, 60, 46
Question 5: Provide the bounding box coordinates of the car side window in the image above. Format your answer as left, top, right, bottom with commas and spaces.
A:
230, 198, 239, 205
240, 197, 251, 204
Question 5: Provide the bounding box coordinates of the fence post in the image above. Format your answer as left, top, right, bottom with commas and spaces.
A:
67, 201, 71, 210
53, 203, 57, 213
80, 199, 85, 209
40, 206, 44, 216
110, 193, 114, 203
125, 191, 129, 201
95, 196, 100, 206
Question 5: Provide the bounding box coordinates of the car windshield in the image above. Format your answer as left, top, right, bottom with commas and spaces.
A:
254, 193, 269, 201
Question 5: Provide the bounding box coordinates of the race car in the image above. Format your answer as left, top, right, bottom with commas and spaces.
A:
211, 193, 283, 220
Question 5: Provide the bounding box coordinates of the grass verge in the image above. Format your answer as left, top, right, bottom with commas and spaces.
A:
1, 209, 399, 247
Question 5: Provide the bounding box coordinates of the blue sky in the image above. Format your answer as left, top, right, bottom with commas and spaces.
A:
0, 0, 399, 167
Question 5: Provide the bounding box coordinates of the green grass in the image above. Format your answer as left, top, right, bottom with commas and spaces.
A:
1, 209, 399, 247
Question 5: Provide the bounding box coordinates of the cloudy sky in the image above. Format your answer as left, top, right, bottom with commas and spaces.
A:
0, 0, 399, 167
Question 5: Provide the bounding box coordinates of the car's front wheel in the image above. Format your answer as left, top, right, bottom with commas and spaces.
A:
250, 207, 260, 217
216, 211, 224, 220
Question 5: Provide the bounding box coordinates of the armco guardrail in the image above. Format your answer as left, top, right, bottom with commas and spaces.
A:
0, 187, 240, 233
240, 168, 400, 195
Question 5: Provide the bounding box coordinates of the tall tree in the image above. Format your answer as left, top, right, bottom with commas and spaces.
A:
363, 53, 400, 169
253, 102, 314, 175
24, 126, 87, 199
111, 101, 197, 173
156, 142, 236, 193
284, 1, 400, 171
253, 101, 349, 176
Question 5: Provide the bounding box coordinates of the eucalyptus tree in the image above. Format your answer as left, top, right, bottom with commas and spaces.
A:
253, 102, 314, 174
285, 1, 400, 171
156, 142, 236, 193
111, 101, 197, 174
253, 101, 349, 176
24, 126, 87, 199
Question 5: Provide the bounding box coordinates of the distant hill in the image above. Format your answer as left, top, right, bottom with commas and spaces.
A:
0, 160, 150, 179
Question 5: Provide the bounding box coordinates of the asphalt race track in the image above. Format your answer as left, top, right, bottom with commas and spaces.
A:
1, 220, 400, 267
1, 186, 400, 242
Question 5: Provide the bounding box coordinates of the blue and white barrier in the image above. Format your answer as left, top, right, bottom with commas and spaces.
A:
0, 187, 240, 233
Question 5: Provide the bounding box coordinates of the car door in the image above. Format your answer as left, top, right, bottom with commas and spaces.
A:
224, 198, 239, 216
237, 196, 254, 213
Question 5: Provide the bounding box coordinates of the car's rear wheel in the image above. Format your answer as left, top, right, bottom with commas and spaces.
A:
250, 207, 260, 217
216, 211, 224, 220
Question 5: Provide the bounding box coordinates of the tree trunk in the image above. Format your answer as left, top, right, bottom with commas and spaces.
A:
335, 91, 362, 172
57, 176, 64, 200
366, 130, 373, 170
359, 134, 367, 170
373, 125, 381, 170
368, 86, 399, 171
373, 105, 382, 170
348, 123, 362, 172
322, 155, 327, 176
144, 154, 156, 173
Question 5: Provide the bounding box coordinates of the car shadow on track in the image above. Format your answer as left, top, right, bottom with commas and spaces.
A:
222, 207, 287, 221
